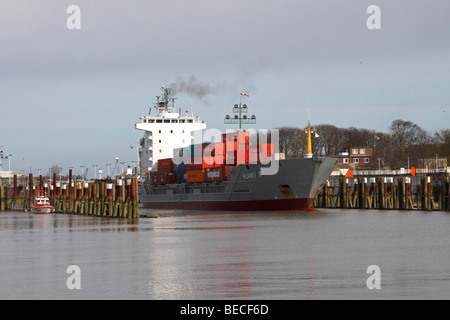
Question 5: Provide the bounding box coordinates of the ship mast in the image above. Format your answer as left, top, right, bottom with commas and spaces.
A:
224, 93, 256, 131
156, 86, 176, 115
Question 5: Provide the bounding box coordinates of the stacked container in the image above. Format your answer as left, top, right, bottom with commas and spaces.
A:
151, 131, 275, 186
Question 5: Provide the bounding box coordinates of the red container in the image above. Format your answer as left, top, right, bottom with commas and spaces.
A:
202, 143, 215, 157
187, 163, 203, 171
222, 132, 238, 142
214, 142, 225, 155
222, 131, 249, 144
151, 171, 176, 185
226, 140, 237, 152
260, 143, 274, 154
151, 172, 158, 185
236, 149, 249, 164
238, 131, 250, 144
161, 171, 176, 184
204, 167, 226, 182
259, 143, 274, 162
157, 158, 174, 171
237, 142, 249, 151
226, 151, 237, 165
214, 154, 226, 166
248, 145, 259, 164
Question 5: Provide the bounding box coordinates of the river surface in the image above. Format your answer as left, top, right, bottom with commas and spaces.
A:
1, 208, 450, 300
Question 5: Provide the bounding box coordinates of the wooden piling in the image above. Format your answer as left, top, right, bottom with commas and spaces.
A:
131, 177, 139, 219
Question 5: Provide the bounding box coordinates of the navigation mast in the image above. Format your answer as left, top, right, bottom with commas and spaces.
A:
224, 93, 256, 131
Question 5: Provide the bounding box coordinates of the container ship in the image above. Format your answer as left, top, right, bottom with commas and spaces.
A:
135, 87, 337, 211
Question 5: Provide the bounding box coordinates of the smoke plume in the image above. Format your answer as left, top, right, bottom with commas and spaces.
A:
169, 75, 235, 100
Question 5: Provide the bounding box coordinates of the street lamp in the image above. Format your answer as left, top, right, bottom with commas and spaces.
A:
120, 162, 125, 175
106, 164, 111, 179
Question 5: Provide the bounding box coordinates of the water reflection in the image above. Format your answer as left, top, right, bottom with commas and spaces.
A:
0, 211, 139, 233
1, 209, 450, 299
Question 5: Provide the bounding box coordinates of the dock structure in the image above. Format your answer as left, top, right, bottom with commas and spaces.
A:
2, 169, 449, 213
314, 174, 450, 211
0, 170, 139, 219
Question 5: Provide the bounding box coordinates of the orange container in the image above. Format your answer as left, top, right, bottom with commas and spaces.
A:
202, 157, 215, 168
186, 170, 204, 183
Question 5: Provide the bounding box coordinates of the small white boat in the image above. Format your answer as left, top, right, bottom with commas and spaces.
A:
31, 190, 55, 214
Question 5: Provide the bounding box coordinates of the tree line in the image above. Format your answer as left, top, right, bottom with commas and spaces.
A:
276, 119, 450, 169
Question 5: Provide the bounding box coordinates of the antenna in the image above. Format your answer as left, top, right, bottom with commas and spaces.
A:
306, 98, 310, 122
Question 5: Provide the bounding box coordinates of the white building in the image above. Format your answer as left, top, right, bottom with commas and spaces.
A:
135, 87, 206, 175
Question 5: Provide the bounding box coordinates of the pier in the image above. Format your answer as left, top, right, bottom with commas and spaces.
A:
314, 171, 450, 211
0, 170, 139, 219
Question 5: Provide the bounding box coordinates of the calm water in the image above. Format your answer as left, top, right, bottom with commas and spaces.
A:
1, 208, 450, 300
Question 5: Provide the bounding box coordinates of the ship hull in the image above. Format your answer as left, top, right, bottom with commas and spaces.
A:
141, 197, 314, 211
139, 157, 337, 211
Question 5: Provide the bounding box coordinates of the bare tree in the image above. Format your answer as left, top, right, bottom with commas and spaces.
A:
435, 129, 450, 160
314, 124, 345, 156
389, 119, 422, 153
276, 127, 307, 158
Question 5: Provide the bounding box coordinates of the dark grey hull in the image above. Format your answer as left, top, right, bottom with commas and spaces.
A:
139, 157, 337, 211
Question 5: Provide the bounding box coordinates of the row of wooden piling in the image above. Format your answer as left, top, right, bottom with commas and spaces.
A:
0, 170, 139, 219
314, 175, 450, 211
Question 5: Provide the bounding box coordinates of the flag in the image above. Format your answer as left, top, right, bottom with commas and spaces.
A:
315, 132, 320, 138
240, 93, 250, 97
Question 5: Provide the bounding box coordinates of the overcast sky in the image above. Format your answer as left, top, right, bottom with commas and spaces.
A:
1, 0, 449, 176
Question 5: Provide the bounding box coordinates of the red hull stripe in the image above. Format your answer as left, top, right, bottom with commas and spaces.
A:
142, 198, 316, 211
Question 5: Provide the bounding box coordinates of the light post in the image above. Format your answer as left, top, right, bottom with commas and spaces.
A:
106, 164, 111, 179
93, 165, 98, 180
224, 93, 256, 131
8, 154, 12, 184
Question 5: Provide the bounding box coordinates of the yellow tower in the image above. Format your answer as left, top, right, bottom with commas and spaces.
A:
304, 120, 315, 158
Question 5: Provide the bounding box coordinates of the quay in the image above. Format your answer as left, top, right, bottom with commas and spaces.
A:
2, 168, 449, 214
0, 170, 139, 219
314, 169, 450, 211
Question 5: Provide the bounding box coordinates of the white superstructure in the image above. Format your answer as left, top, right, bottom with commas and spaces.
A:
135, 86, 206, 176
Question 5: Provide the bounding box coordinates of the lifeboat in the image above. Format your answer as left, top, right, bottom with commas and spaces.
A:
31, 190, 55, 214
